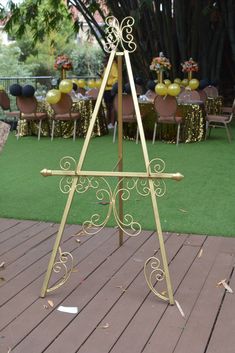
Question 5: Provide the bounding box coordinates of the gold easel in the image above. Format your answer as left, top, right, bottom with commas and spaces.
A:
40, 16, 183, 305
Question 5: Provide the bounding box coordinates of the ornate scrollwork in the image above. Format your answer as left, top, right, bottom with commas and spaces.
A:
144, 256, 169, 301
59, 172, 168, 237
47, 247, 74, 293
113, 178, 141, 236
57, 157, 169, 236
59, 156, 76, 193
148, 158, 166, 197
81, 177, 113, 235
104, 16, 137, 53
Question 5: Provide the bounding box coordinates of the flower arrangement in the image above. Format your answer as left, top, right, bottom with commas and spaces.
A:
181, 58, 198, 73
150, 52, 171, 72
54, 54, 73, 71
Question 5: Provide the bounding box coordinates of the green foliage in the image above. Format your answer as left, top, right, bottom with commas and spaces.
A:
71, 44, 104, 76
1, 0, 234, 93
0, 41, 35, 77
4, 0, 72, 44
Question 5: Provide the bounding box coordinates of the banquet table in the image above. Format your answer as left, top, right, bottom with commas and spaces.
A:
129, 99, 205, 143
18, 98, 108, 138
123, 96, 222, 144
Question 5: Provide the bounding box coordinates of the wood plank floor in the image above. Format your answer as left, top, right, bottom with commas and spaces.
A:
0, 218, 235, 353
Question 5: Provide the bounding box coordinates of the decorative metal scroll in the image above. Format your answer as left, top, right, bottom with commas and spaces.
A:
39, 16, 183, 305
58, 157, 167, 238
104, 16, 137, 53
47, 247, 74, 293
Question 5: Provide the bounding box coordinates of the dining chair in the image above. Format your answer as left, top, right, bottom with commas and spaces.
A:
113, 94, 140, 143
178, 89, 200, 103
16, 96, 48, 140
205, 98, 235, 143
0, 90, 20, 128
50, 93, 81, 141
153, 95, 183, 146
203, 85, 219, 98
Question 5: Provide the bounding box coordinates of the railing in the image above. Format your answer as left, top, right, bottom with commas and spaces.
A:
0, 75, 98, 92
0, 76, 53, 92
0, 75, 98, 113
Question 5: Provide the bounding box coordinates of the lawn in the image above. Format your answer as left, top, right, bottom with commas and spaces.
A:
0, 125, 234, 237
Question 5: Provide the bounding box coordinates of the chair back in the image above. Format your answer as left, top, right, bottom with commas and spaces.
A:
0, 91, 10, 110
114, 94, 135, 118
178, 90, 200, 103
16, 96, 37, 114
51, 93, 72, 114
203, 85, 218, 98
154, 95, 177, 117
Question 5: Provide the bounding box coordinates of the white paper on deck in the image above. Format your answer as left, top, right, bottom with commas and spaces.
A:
57, 305, 78, 314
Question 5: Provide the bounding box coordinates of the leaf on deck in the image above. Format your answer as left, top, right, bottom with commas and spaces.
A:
47, 300, 54, 308
198, 248, 203, 258
217, 279, 233, 293
175, 299, 185, 318
99, 323, 110, 329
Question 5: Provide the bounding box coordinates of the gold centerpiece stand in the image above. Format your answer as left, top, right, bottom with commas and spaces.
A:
40, 16, 183, 305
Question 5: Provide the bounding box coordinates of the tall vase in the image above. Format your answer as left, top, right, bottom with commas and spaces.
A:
61, 68, 67, 80
188, 71, 192, 81
157, 70, 163, 83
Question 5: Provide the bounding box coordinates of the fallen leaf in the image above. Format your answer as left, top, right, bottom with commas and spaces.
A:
72, 230, 85, 237
217, 278, 227, 286
0, 261, 5, 269
100, 323, 110, 329
115, 285, 126, 292
175, 299, 185, 318
179, 208, 188, 213
75, 239, 81, 243
198, 248, 203, 258
217, 279, 233, 293
47, 300, 54, 308
223, 281, 233, 293
72, 267, 79, 273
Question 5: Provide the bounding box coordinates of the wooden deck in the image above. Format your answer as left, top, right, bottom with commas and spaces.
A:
0, 218, 235, 353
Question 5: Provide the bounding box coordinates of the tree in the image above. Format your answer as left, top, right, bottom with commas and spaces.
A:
0, 41, 36, 77
1, 0, 235, 96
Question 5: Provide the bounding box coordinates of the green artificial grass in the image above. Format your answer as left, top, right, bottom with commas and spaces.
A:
0, 125, 235, 237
